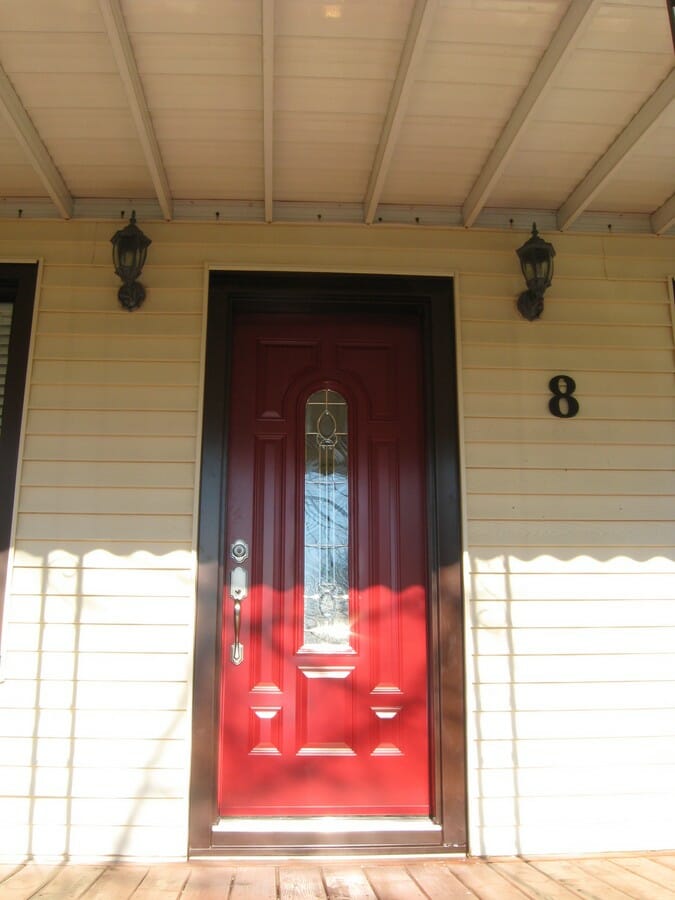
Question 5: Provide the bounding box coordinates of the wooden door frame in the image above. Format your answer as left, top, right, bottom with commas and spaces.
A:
0, 263, 38, 650
189, 272, 466, 855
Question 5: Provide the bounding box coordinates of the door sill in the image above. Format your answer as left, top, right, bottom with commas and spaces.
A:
214, 816, 441, 834
211, 816, 444, 850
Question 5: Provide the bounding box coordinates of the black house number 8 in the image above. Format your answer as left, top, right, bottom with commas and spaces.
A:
549, 375, 579, 418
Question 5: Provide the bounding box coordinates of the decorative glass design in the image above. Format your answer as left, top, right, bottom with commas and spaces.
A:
303, 389, 350, 649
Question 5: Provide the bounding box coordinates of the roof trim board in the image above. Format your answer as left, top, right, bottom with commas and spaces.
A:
1, 198, 669, 237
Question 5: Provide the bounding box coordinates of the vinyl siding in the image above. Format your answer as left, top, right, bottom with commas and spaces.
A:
460, 245, 675, 856
0, 220, 673, 860
0, 222, 200, 861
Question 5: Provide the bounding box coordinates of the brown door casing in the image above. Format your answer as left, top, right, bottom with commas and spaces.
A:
190, 272, 466, 855
0, 263, 38, 648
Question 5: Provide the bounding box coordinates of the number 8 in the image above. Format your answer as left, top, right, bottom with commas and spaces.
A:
549, 375, 579, 418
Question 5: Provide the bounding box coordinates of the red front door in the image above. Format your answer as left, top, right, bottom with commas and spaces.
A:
217, 310, 430, 816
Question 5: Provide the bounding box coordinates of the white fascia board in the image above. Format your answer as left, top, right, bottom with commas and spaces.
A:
1, 198, 671, 236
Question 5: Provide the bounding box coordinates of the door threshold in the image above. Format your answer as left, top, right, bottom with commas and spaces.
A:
192, 850, 466, 861
210, 816, 445, 851
213, 816, 442, 834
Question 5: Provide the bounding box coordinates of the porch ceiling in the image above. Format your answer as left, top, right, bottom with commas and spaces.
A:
0, 0, 673, 234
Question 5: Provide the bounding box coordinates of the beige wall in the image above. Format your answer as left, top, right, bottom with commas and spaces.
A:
0, 220, 673, 860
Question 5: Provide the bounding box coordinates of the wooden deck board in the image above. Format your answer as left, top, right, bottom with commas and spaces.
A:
278, 866, 327, 900
613, 857, 675, 891
491, 858, 582, 899
406, 861, 479, 897
363, 865, 428, 900
181, 866, 234, 899
230, 865, 277, 900
75, 866, 148, 900
30, 867, 105, 899
576, 857, 675, 900
533, 858, 640, 900
322, 866, 377, 900
0, 856, 673, 899
0, 870, 22, 890
131, 864, 191, 898
0, 865, 59, 898
452, 859, 542, 900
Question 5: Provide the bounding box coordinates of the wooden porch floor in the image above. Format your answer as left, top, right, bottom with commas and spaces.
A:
2, 855, 675, 899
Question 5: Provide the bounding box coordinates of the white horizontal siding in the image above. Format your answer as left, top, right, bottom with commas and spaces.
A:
0, 708, 187, 740
459, 232, 675, 856
0, 220, 673, 861
0, 737, 186, 768
1, 222, 203, 861
3, 651, 190, 682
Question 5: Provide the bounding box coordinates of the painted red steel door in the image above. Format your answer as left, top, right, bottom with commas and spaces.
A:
218, 311, 430, 815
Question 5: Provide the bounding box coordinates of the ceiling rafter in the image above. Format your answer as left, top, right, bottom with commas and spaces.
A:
0, 62, 73, 219
651, 191, 675, 235
262, 0, 275, 223
558, 67, 675, 232
99, 0, 173, 221
363, 0, 437, 225
461, 0, 600, 229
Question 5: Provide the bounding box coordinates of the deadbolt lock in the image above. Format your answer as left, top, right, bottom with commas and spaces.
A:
230, 539, 249, 563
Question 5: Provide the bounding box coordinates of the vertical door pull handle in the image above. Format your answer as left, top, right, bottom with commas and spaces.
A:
230, 565, 248, 665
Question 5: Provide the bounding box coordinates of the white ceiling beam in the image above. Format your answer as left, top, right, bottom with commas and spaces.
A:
262, 0, 275, 223
462, 0, 600, 228
558, 68, 675, 231
363, 0, 437, 225
0, 62, 73, 219
651, 191, 675, 235
99, 0, 173, 221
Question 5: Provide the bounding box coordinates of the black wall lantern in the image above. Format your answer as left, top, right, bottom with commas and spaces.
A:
111, 211, 151, 311
516, 222, 555, 321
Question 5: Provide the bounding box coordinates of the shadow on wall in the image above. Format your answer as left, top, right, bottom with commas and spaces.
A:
2, 539, 675, 859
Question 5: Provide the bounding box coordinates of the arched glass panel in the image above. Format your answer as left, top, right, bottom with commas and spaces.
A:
303, 388, 350, 650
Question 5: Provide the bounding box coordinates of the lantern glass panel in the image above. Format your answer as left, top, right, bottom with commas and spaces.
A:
119, 242, 136, 271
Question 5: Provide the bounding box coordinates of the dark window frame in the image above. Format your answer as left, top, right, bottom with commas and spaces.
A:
0, 263, 38, 650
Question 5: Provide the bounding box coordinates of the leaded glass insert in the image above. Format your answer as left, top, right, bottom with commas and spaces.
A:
303, 389, 350, 649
